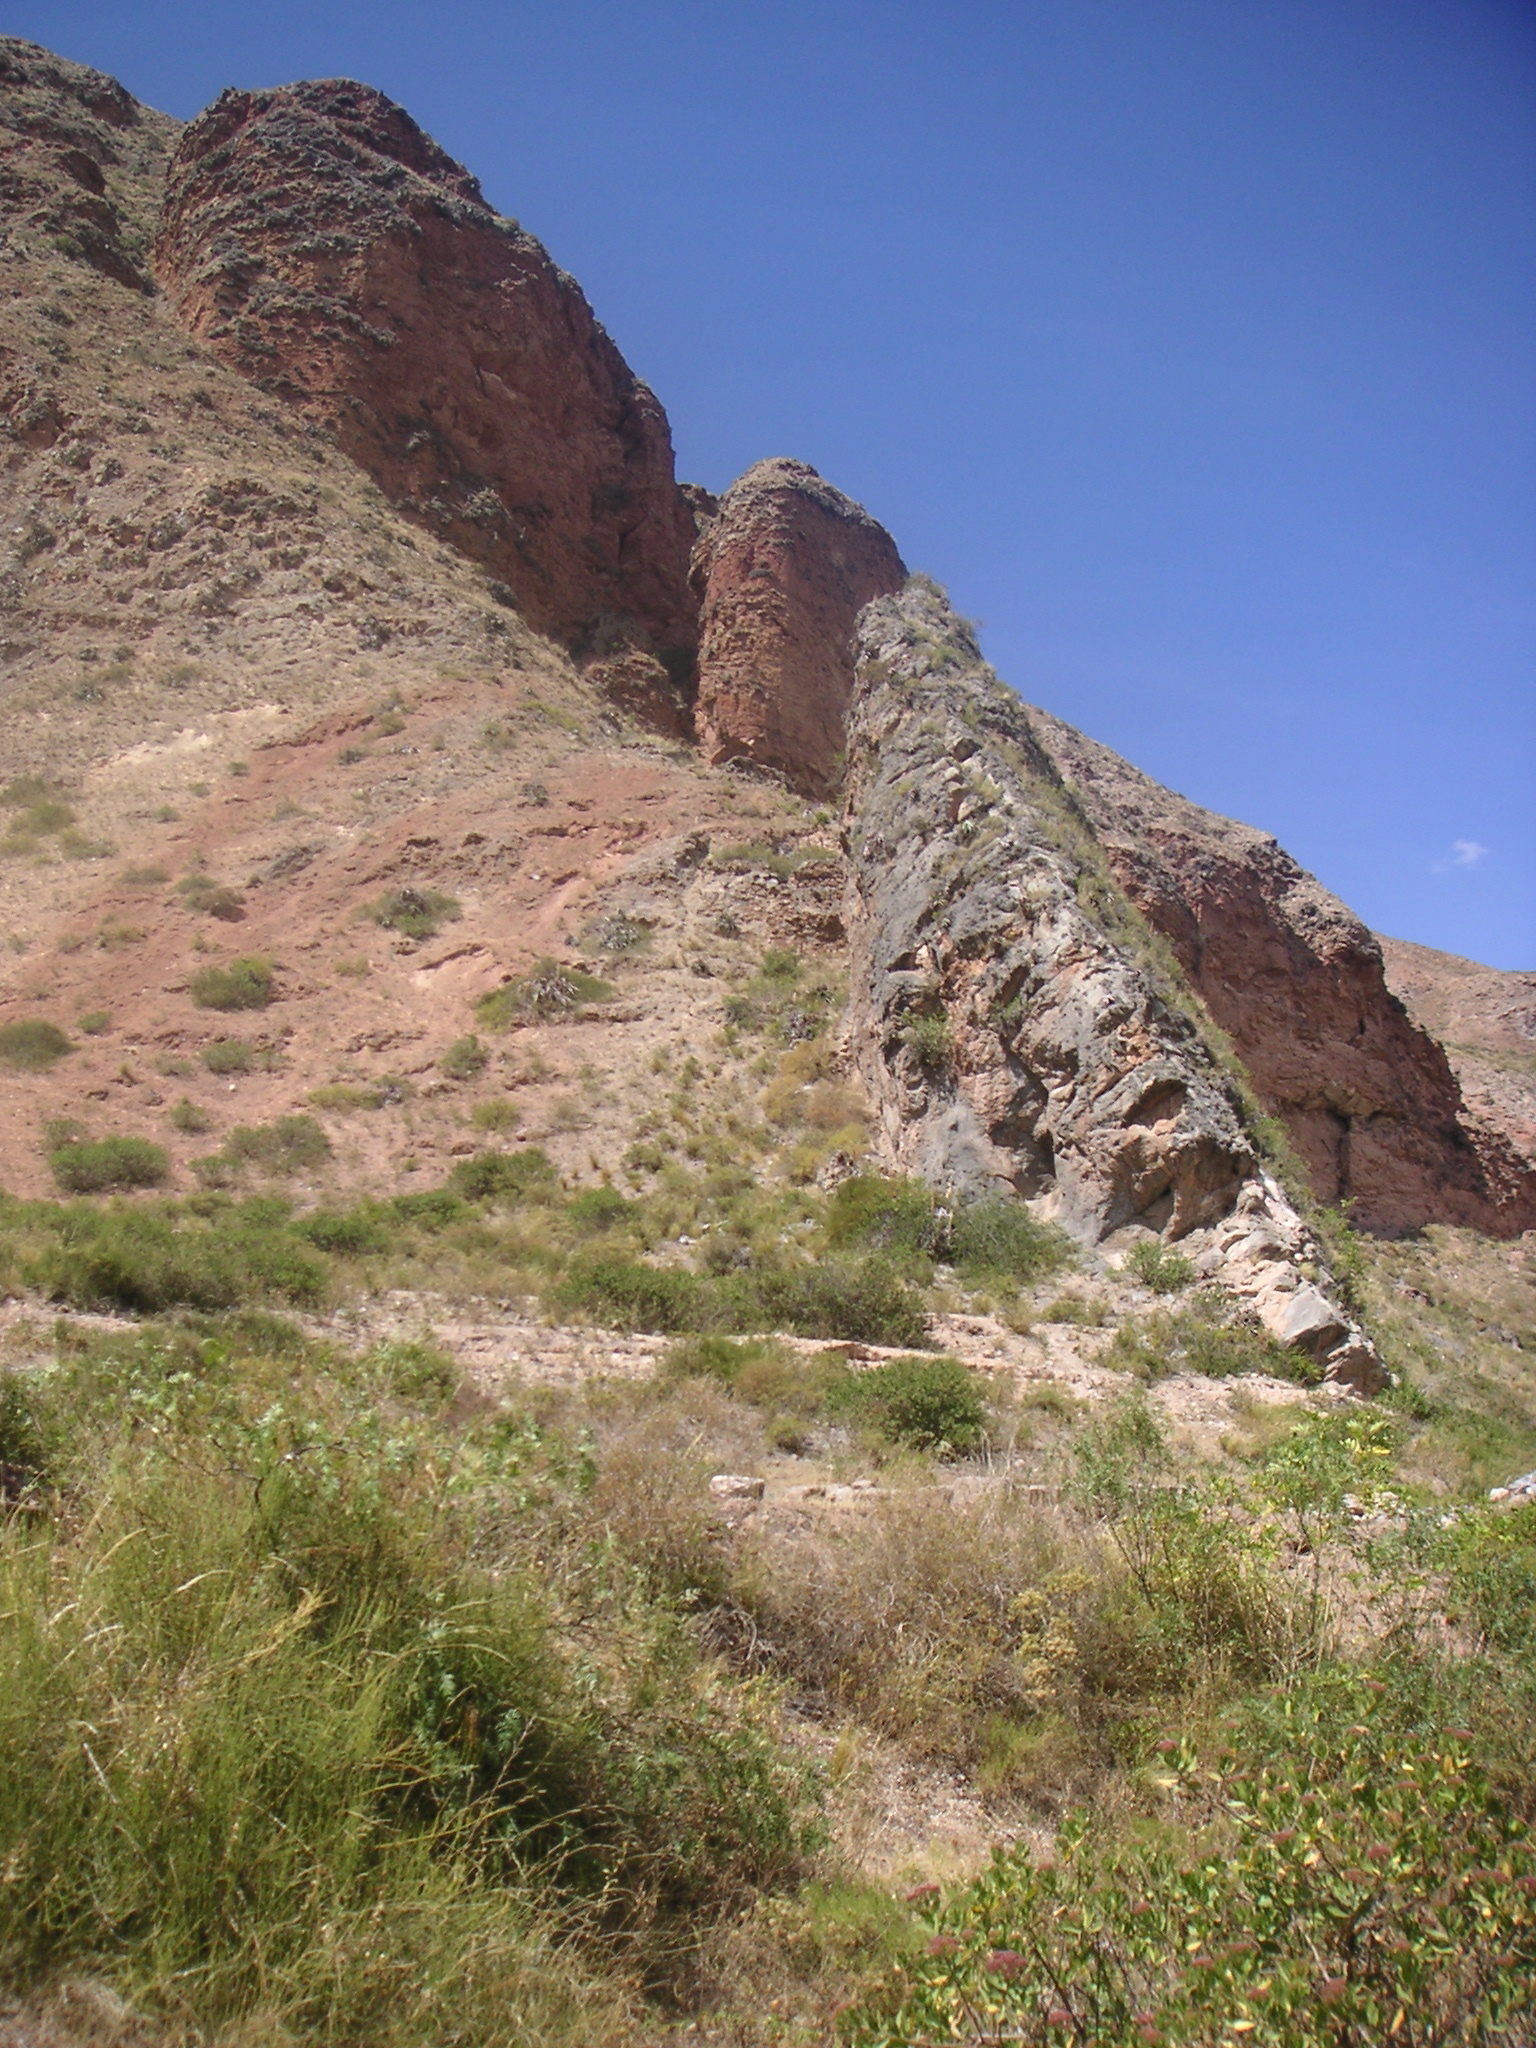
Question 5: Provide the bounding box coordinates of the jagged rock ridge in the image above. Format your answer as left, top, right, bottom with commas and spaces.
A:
842, 580, 1383, 1392
155, 78, 700, 681
1027, 711, 1536, 1239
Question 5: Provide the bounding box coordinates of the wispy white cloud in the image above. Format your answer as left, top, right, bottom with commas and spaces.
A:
1432, 840, 1489, 874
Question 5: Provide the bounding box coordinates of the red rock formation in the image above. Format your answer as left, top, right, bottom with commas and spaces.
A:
691, 458, 906, 796
1029, 709, 1536, 1238
154, 80, 699, 668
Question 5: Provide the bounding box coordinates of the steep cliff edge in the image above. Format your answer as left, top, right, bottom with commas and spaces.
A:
154, 80, 699, 674
1379, 936, 1536, 1174
843, 580, 1381, 1391
1024, 710, 1536, 1238
691, 458, 906, 795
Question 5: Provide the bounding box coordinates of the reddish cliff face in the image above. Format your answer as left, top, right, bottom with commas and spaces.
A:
1029, 709, 1536, 1238
691, 459, 906, 796
153, 80, 699, 668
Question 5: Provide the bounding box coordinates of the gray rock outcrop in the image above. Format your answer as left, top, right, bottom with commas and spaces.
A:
842, 579, 1383, 1394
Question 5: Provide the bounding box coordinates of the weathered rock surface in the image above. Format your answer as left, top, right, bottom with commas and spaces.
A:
1379, 935, 1536, 1174
0, 39, 177, 296
842, 579, 1382, 1391
154, 79, 700, 671
1027, 710, 1536, 1240
691, 458, 906, 795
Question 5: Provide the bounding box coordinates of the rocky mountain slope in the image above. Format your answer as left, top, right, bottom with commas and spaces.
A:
1, 35, 1531, 1364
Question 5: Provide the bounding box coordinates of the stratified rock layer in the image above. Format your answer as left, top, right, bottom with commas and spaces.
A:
692, 459, 906, 795
154, 80, 699, 667
843, 580, 1382, 1392
1028, 711, 1536, 1239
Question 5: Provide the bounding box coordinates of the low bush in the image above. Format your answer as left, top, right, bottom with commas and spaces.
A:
364, 887, 461, 941
190, 957, 275, 1011
48, 1134, 169, 1193
477, 959, 614, 1030
847, 1684, 1536, 2047
0, 1335, 817, 2043
825, 1354, 986, 1453
952, 1196, 1071, 1285
0, 1019, 72, 1070
1127, 1236, 1195, 1293
22, 1206, 327, 1311
220, 1115, 331, 1177
558, 1253, 929, 1347
449, 1148, 560, 1203
439, 1033, 488, 1080
201, 1037, 256, 1074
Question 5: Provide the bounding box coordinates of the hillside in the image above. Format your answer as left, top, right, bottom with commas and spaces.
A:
0, 36, 1533, 2048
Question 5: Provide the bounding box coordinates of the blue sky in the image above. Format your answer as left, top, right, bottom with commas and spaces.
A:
13, 0, 1534, 966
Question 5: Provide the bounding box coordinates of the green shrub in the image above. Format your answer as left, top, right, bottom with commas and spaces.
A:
48, 1135, 170, 1193
567, 1185, 634, 1231
900, 1012, 952, 1071
557, 1254, 929, 1347
76, 1009, 111, 1036
221, 1116, 331, 1177
391, 1190, 468, 1231
169, 1098, 213, 1134
448, 1148, 560, 1203
827, 1174, 943, 1262
439, 1033, 488, 1080
952, 1196, 1071, 1284
845, 1683, 1536, 2048
476, 959, 614, 1030
191, 957, 275, 1011
0, 1019, 72, 1070
364, 887, 461, 941
0, 1378, 815, 2043
308, 1082, 388, 1112
1127, 1236, 1195, 1294
826, 1354, 985, 1453
201, 1038, 256, 1074
294, 1206, 395, 1257
22, 1209, 327, 1312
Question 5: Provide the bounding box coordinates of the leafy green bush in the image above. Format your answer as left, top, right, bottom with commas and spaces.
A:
845, 1684, 1536, 2047
22, 1207, 327, 1312
77, 1009, 111, 1036
952, 1196, 1071, 1284
476, 959, 614, 1029
191, 957, 275, 1011
439, 1033, 488, 1080
48, 1134, 170, 1193
201, 1037, 256, 1074
448, 1148, 560, 1203
827, 1174, 944, 1262
169, 1098, 213, 1134
221, 1115, 331, 1177
567, 1185, 634, 1231
900, 1012, 952, 1071
294, 1206, 395, 1257
826, 1355, 985, 1453
558, 1253, 929, 1347
0, 1019, 72, 1070
1127, 1236, 1196, 1293
364, 887, 461, 941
